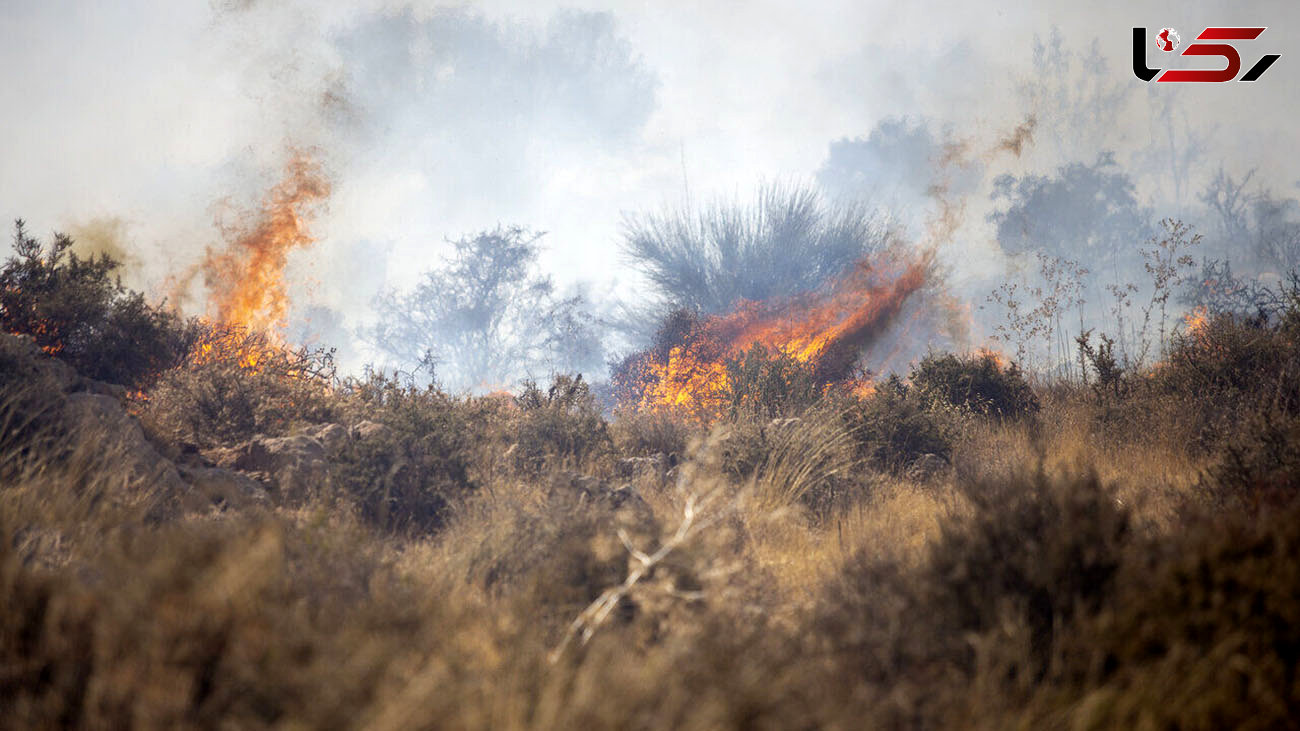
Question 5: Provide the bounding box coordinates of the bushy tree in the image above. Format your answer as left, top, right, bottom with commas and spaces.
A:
989, 153, 1151, 267
621, 183, 894, 316
0, 220, 196, 389
1198, 168, 1300, 273
367, 226, 603, 391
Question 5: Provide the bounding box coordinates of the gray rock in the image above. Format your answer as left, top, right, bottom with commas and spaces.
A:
616, 453, 668, 478
352, 420, 392, 442
224, 434, 329, 499
180, 466, 269, 510
301, 422, 348, 456
906, 453, 950, 483
64, 392, 186, 494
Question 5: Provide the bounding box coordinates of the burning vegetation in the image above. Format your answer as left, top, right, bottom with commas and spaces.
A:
613, 249, 932, 419
201, 151, 330, 336
4, 206, 1300, 728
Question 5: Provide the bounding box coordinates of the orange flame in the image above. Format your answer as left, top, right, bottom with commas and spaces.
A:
202, 152, 330, 336
1183, 305, 1209, 340
620, 250, 932, 419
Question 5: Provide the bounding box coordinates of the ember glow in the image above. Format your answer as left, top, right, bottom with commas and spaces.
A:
202, 152, 330, 336
617, 249, 932, 419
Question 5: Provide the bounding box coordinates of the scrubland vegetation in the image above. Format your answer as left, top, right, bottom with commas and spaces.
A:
4, 222, 1300, 730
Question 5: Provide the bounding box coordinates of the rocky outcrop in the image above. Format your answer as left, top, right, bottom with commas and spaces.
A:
211, 434, 330, 500
64, 392, 187, 495
906, 453, 950, 483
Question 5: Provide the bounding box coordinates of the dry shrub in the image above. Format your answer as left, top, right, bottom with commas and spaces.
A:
1146, 307, 1300, 450
510, 374, 612, 474
817, 466, 1132, 726
0, 221, 198, 390
841, 375, 955, 472
910, 350, 1039, 419
330, 372, 476, 534
1034, 498, 1300, 729
144, 327, 339, 448
722, 343, 823, 418
608, 407, 694, 460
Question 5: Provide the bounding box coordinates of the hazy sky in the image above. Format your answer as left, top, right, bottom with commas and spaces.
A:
3, 0, 1298, 368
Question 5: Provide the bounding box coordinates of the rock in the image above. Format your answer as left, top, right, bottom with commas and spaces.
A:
352, 420, 392, 442
906, 453, 950, 483
616, 453, 668, 478
180, 466, 268, 510
64, 392, 186, 495
223, 434, 329, 499
300, 422, 348, 456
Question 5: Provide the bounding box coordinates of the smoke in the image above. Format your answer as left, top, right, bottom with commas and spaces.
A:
3, 0, 1300, 380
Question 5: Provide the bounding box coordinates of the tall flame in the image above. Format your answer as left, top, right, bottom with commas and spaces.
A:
202, 152, 330, 335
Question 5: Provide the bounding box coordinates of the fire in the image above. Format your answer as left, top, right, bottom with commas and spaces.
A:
975, 347, 1008, 369
617, 249, 932, 419
1183, 305, 1209, 340
202, 151, 330, 336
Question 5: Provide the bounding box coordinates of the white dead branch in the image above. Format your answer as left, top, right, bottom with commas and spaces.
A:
549, 493, 708, 663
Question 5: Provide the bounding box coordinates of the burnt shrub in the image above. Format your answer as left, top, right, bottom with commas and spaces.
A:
722, 343, 823, 418
510, 374, 612, 473
0, 221, 197, 389
331, 373, 476, 534
143, 326, 339, 449
841, 375, 953, 471
910, 350, 1039, 419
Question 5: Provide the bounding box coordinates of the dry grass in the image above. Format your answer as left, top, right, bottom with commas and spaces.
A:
3, 309, 1300, 728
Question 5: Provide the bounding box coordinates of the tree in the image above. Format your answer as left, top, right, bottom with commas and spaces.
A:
989, 152, 1152, 272
367, 226, 603, 391
0, 220, 196, 389
621, 183, 894, 317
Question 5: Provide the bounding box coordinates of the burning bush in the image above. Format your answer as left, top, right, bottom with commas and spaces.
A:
1144, 278, 1300, 450
612, 249, 932, 420
0, 221, 197, 389
144, 325, 338, 449
723, 343, 824, 418
910, 350, 1038, 419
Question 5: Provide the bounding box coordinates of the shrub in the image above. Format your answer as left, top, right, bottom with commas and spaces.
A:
143, 326, 338, 448
1036, 498, 1300, 728
1144, 302, 1300, 452
609, 407, 693, 460
722, 343, 823, 418
841, 376, 953, 471
332, 373, 476, 533
621, 183, 892, 317
924, 468, 1130, 678
1202, 408, 1300, 509
0, 334, 72, 466
818, 467, 1132, 725
510, 374, 612, 473
910, 350, 1039, 418
0, 220, 196, 389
